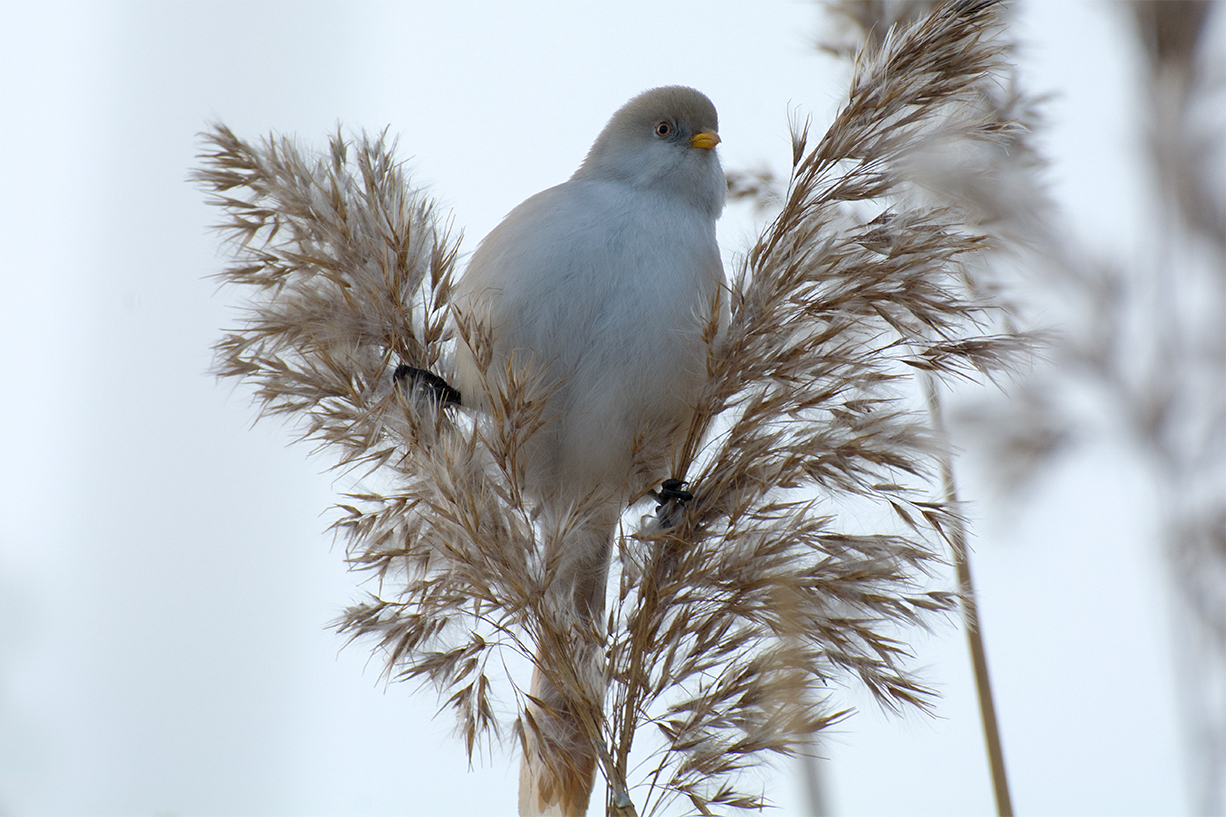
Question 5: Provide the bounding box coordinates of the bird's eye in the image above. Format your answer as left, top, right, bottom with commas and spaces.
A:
654, 122, 672, 138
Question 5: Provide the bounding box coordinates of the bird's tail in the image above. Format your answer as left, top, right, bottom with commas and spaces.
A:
518, 662, 600, 816
518, 505, 617, 817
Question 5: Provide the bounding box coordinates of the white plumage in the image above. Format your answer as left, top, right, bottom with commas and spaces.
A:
449, 86, 726, 816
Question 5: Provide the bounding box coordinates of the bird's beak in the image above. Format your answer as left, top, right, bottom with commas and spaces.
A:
690, 130, 721, 150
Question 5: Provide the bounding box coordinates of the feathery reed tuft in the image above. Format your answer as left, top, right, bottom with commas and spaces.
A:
195, 2, 1027, 812
942, 2, 1225, 812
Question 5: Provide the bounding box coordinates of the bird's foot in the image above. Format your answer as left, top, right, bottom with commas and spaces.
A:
393, 364, 462, 407
650, 478, 693, 529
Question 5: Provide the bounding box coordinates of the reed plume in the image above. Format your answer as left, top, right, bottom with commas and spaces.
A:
194, 2, 1026, 813
945, 2, 1224, 812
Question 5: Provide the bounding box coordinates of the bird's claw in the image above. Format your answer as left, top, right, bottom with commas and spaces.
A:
394, 364, 462, 407
654, 478, 693, 505
651, 478, 693, 528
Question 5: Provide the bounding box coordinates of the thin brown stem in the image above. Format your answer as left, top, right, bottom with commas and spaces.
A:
924, 375, 1013, 817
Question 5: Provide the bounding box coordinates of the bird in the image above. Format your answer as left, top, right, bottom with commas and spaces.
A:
446, 85, 726, 816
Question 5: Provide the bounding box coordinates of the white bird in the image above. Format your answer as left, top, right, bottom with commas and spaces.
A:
448, 86, 726, 816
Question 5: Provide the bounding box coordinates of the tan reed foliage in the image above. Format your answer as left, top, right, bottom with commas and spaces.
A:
812, 3, 1049, 814
940, 2, 1224, 812
1131, 8, 1226, 811
194, 2, 1026, 813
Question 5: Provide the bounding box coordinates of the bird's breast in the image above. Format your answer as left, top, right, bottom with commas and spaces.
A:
451, 179, 724, 496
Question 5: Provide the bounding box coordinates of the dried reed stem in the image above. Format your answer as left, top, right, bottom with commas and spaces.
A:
925, 376, 1013, 816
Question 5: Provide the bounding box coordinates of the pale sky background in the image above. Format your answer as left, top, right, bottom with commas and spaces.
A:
0, 1, 1219, 815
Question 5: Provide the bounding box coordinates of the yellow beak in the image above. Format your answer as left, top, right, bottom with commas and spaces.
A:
690, 130, 721, 150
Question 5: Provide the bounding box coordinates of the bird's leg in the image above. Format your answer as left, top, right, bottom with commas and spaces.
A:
393, 364, 462, 407
650, 478, 693, 529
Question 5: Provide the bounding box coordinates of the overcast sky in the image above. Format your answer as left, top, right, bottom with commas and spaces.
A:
0, 1, 1215, 815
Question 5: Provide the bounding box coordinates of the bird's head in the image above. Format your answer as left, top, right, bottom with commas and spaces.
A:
573, 86, 726, 219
